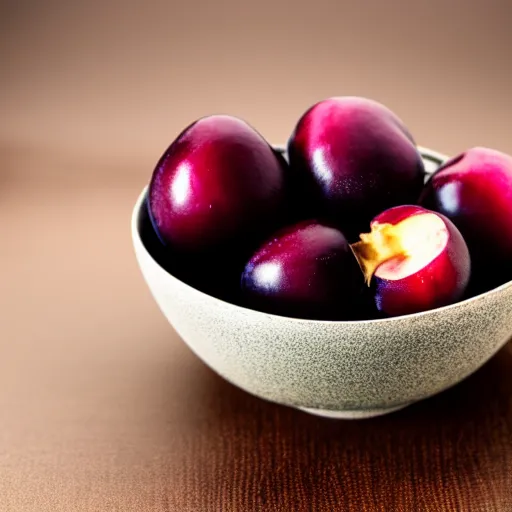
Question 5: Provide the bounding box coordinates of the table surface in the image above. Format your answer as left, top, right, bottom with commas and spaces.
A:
2, 1, 512, 510
1, 157, 511, 512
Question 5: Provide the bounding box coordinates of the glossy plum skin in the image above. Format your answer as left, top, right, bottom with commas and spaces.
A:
241, 221, 369, 320
419, 147, 512, 293
149, 115, 289, 253
287, 97, 425, 239
370, 205, 471, 317
147, 115, 291, 299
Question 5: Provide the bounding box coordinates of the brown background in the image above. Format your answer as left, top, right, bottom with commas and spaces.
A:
1, 1, 512, 510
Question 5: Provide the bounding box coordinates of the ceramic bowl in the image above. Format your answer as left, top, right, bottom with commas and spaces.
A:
131, 147, 512, 419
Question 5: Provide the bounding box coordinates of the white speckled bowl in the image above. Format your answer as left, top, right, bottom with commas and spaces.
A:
131, 147, 512, 419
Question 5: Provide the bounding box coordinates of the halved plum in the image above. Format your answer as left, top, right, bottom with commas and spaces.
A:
351, 205, 471, 317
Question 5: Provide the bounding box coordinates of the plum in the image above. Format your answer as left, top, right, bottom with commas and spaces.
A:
241, 221, 369, 320
147, 115, 290, 297
351, 205, 471, 317
149, 115, 289, 253
287, 96, 425, 239
419, 147, 512, 293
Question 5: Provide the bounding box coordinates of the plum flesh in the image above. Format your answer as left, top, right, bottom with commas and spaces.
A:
351, 205, 471, 317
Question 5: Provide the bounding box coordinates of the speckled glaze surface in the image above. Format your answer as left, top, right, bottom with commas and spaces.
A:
131, 147, 512, 419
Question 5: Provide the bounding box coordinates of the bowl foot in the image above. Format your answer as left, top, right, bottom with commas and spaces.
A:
297, 403, 410, 419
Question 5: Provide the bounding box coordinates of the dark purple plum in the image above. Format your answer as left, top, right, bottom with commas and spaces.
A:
241, 221, 369, 320
147, 115, 290, 298
419, 147, 512, 293
149, 114, 289, 253
351, 205, 471, 317
287, 96, 425, 239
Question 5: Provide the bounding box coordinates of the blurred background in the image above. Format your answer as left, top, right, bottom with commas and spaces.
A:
1, 1, 511, 510
2, 0, 512, 186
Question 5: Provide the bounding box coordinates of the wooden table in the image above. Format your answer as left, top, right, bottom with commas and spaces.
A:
0, 171, 511, 511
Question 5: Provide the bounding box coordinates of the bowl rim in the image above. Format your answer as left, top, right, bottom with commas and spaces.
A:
131, 145, 512, 325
